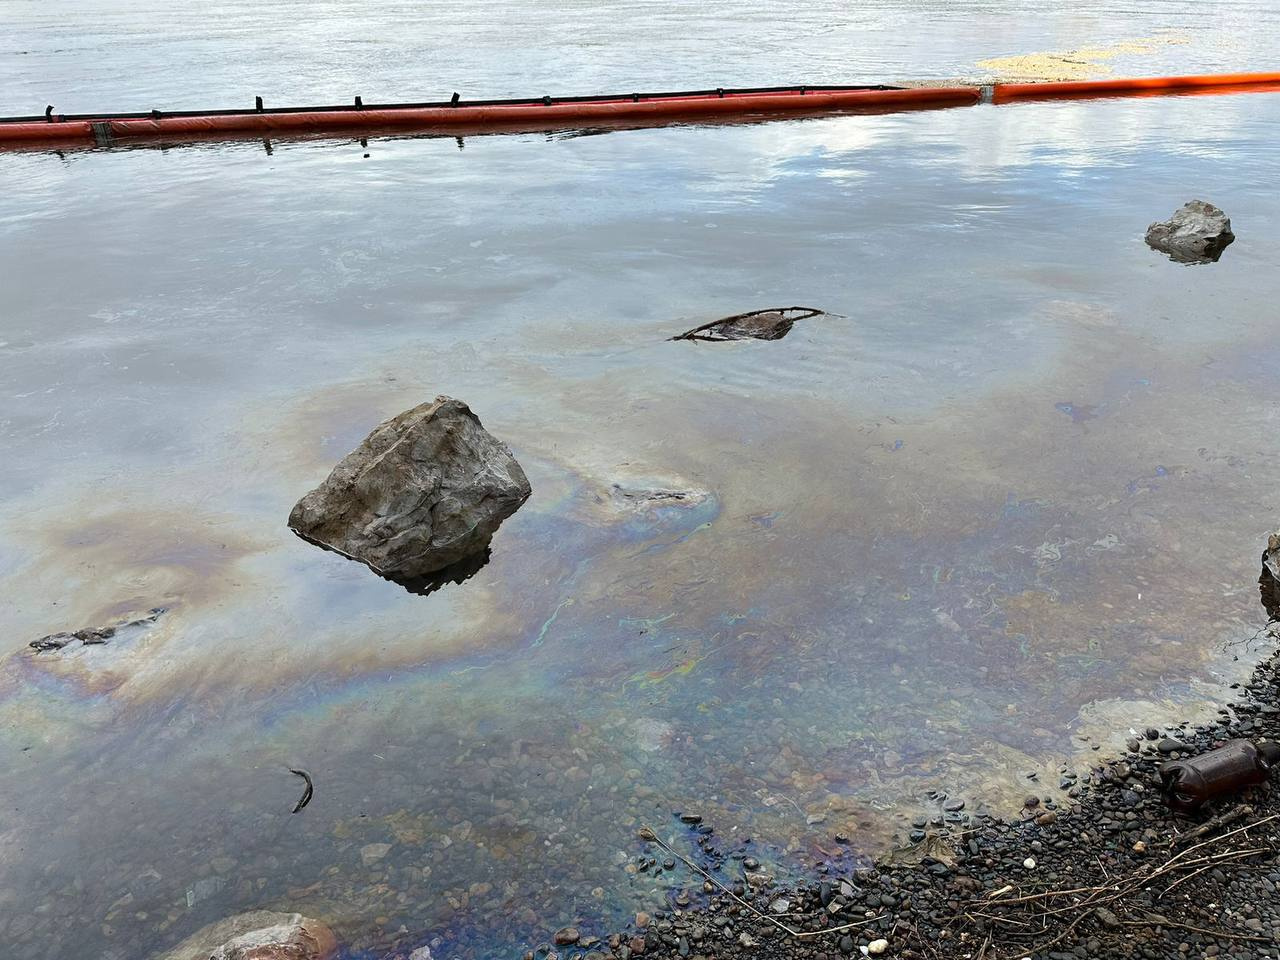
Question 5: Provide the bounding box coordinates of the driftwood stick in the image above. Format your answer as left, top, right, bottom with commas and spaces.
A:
962, 809, 1280, 955
1161, 813, 1278, 867
1127, 914, 1274, 944
1170, 804, 1252, 849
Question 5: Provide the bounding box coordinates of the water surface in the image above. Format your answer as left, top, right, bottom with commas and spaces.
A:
4, 0, 1280, 113
3, 6, 1280, 960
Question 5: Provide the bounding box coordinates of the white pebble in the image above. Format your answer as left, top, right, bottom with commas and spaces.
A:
867, 938, 889, 955
1023, 857, 1037, 869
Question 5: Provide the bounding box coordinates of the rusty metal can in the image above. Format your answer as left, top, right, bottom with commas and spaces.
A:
1159, 739, 1280, 813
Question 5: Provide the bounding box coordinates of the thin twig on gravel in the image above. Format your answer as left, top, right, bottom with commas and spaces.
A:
1123, 914, 1274, 944
960, 810, 1279, 956
1158, 847, 1270, 898
1170, 804, 1253, 849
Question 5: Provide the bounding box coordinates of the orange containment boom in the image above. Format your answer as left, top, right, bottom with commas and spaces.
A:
0, 85, 979, 145
993, 70, 1280, 103
4, 73, 1280, 148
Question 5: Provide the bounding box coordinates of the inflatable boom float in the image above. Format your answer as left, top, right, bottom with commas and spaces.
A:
2, 72, 1279, 148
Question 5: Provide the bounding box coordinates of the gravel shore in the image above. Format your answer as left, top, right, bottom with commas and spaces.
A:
547, 625, 1280, 960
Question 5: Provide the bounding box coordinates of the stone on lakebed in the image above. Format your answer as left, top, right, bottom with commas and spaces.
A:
151, 910, 338, 960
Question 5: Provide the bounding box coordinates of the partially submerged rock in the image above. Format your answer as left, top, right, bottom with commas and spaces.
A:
671, 306, 827, 342
28, 607, 164, 653
584, 473, 718, 533
395, 547, 492, 598
152, 910, 338, 960
605, 482, 711, 512
1262, 531, 1280, 621
288, 397, 531, 582
1144, 200, 1234, 263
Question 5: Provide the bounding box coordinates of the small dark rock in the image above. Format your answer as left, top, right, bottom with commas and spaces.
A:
554, 928, 580, 946
1094, 907, 1120, 929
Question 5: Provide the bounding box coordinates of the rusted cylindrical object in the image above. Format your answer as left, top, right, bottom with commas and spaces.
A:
1160, 740, 1280, 813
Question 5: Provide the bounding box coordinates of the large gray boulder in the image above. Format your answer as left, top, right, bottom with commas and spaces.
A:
1144, 200, 1234, 263
152, 910, 338, 960
289, 397, 531, 581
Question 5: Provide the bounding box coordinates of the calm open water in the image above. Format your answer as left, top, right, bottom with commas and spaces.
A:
3, 4, 1280, 960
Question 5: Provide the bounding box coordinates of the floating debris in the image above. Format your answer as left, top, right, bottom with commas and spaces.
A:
289, 768, 314, 813
670, 306, 829, 342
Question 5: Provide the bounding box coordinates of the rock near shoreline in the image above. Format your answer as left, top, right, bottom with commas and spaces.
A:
1262, 532, 1280, 621
152, 910, 338, 960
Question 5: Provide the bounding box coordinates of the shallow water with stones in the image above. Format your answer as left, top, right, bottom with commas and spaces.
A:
3, 5, 1280, 960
